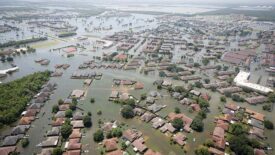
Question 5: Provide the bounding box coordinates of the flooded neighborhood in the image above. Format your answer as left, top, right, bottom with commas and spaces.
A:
0, 0, 275, 155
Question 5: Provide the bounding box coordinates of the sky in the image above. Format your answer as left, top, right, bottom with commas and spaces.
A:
17, 0, 275, 5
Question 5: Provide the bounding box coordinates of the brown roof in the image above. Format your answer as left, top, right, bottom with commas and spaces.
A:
103, 138, 118, 152
208, 147, 224, 155
24, 109, 38, 117
254, 149, 266, 155
52, 118, 65, 126
0, 146, 16, 155
19, 117, 34, 125
63, 150, 81, 155
59, 104, 70, 111
122, 129, 142, 142
69, 129, 82, 139
172, 132, 186, 146
245, 109, 265, 122
225, 103, 238, 111
132, 138, 147, 153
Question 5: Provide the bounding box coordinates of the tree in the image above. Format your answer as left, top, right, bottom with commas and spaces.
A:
121, 105, 134, 119
223, 66, 229, 71
264, 120, 274, 130
195, 146, 210, 155
268, 93, 275, 103
52, 147, 63, 155
229, 135, 254, 155
198, 98, 209, 109
140, 93, 147, 100
93, 129, 104, 142
194, 63, 200, 68
204, 79, 210, 84
61, 121, 72, 139
232, 94, 244, 102
58, 99, 64, 105
52, 104, 59, 113
83, 115, 92, 127
69, 102, 77, 111
172, 118, 183, 131
159, 71, 166, 77
235, 67, 240, 73
174, 86, 186, 93
191, 116, 204, 132
230, 123, 245, 136
174, 107, 181, 114
121, 141, 127, 150
65, 109, 73, 118
194, 81, 203, 88
220, 96, 226, 102
202, 59, 210, 66
157, 85, 162, 90
216, 65, 221, 71
90, 98, 95, 103
263, 104, 272, 112
21, 138, 29, 148
111, 128, 123, 138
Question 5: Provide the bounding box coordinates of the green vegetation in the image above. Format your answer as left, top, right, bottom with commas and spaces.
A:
264, 120, 274, 130
52, 104, 59, 113
140, 93, 147, 100
58, 32, 77, 38
61, 120, 72, 139
228, 135, 254, 155
0, 71, 50, 127
220, 96, 226, 102
90, 98, 95, 103
83, 115, 92, 127
52, 147, 63, 155
262, 104, 272, 112
106, 128, 123, 138
172, 118, 183, 131
121, 105, 134, 119
191, 116, 204, 132
65, 109, 73, 118
0, 37, 47, 48
93, 129, 104, 142
195, 146, 210, 155
174, 107, 181, 114
21, 138, 29, 148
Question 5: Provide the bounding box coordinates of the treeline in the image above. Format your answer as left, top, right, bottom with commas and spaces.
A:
0, 37, 48, 48
0, 71, 50, 127
58, 32, 77, 38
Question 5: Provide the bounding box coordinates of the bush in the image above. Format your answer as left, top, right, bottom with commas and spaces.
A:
195, 146, 210, 155
52, 104, 59, 113
220, 96, 226, 102
157, 85, 162, 90
194, 81, 203, 88
121, 141, 127, 150
58, 99, 64, 105
232, 94, 244, 102
93, 129, 104, 142
65, 109, 73, 118
97, 110, 102, 115
174, 107, 181, 114
52, 147, 63, 155
174, 86, 186, 93
140, 93, 147, 100
264, 120, 274, 130
121, 105, 134, 119
263, 104, 272, 112
159, 71, 166, 77
21, 138, 29, 148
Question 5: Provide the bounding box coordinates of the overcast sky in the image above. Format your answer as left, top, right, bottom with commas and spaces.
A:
19, 0, 275, 5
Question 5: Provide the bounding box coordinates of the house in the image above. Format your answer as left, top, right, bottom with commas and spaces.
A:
245, 96, 267, 105
148, 104, 165, 113
133, 108, 145, 116
245, 109, 265, 122
19, 117, 34, 125
249, 127, 265, 139
73, 112, 84, 120
103, 138, 118, 152
162, 80, 172, 87
146, 97, 155, 104
69, 129, 82, 139
63, 150, 81, 155
208, 147, 224, 155
65, 138, 81, 151
180, 98, 194, 105
254, 149, 266, 155
172, 133, 187, 146
59, 104, 70, 111
159, 123, 176, 133
55, 111, 66, 118
212, 127, 225, 150
109, 91, 119, 100
190, 90, 201, 96
41, 136, 59, 147
151, 117, 165, 129
122, 129, 142, 142
135, 82, 144, 89
190, 104, 201, 112
102, 122, 117, 132
23, 109, 38, 117
71, 120, 84, 128
38, 148, 53, 155
132, 138, 147, 153
70, 90, 85, 99
47, 127, 60, 137
2, 135, 24, 146
11, 125, 30, 135
217, 87, 242, 94
167, 113, 193, 132
0, 146, 17, 155
141, 112, 155, 122
52, 118, 65, 126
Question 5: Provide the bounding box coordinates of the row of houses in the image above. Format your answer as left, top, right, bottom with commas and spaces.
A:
0, 82, 57, 155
